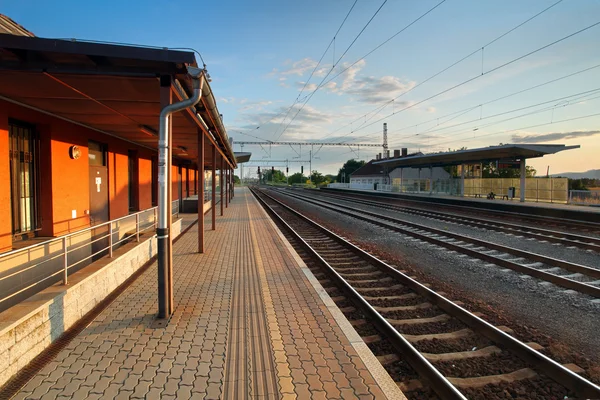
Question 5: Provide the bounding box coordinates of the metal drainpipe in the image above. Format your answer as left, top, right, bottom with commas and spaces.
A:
157, 67, 205, 319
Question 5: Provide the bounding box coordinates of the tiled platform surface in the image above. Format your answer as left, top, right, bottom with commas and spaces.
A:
12, 188, 403, 400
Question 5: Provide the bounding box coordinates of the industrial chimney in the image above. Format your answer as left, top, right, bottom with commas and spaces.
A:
394, 149, 400, 158
402, 148, 408, 157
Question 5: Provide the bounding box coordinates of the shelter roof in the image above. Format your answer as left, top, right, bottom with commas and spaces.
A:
234, 152, 252, 164
350, 161, 384, 177
373, 144, 580, 169
0, 31, 236, 168
0, 14, 35, 37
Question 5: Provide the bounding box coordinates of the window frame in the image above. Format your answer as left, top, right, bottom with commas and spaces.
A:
8, 120, 42, 238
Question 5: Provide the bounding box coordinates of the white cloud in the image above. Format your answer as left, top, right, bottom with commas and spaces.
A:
278, 57, 319, 76
280, 58, 416, 104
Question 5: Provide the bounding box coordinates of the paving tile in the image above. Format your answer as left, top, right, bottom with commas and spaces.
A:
10, 189, 392, 400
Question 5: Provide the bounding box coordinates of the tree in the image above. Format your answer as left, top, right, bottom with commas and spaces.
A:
262, 169, 286, 183
325, 174, 337, 182
336, 159, 366, 182
288, 172, 305, 184
233, 175, 240, 184
310, 171, 327, 185
482, 162, 536, 178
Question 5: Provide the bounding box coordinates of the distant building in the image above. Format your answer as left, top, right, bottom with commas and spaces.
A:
350, 150, 450, 189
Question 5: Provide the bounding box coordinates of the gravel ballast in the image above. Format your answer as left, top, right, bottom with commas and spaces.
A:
271, 189, 600, 364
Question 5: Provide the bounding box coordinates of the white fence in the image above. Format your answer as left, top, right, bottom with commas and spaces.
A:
350, 183, 375, 190
327, 183, 350, 189
569, 190, 600, 206
329, 177, 569, 203
0, 201, 180, 312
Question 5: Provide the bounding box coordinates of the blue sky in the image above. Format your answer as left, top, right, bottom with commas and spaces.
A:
4, 0, 600, 176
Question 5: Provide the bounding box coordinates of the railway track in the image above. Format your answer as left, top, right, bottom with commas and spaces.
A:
251, 187, 600, 400
271, 187, 600, 298
319, 188, 600, 236
302, 189, 600, 252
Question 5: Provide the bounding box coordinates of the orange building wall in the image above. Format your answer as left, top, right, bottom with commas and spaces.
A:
0, 110, 11, 253
0, 100, 188, 252
183, 167, 189, 198
108, 148, 129, 220
171, 165, 179, 200
138, 157, 152, 210
49, 124, 90, 236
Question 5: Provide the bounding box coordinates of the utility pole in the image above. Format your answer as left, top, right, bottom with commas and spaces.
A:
309, 149, 312, 183
240, 143, 244, 186
383, 123, 389, 158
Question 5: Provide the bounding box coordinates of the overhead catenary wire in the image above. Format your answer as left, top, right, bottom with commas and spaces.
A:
390, 88, 600, 143
320, 0, 569, 141
422, 91, 600, 147
437, 110, 600, 147
341, 20, 600, 139
342, 63, 600, 145
274, 0, 389, 142
271, 0, 359, 140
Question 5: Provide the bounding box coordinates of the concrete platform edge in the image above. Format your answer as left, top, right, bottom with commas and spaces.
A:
251, 191, 407, 400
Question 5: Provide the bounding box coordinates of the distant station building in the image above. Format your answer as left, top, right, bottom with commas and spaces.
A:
337, 144, 580, 202
350, 148, 450, 190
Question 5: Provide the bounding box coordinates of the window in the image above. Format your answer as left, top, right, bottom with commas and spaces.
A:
88, 140, 107, 166
9, 121, 41, 236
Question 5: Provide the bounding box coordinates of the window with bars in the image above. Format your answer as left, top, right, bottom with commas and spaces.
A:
9, 121, 41, 237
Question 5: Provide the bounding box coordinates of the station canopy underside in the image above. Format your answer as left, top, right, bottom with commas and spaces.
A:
0, 33, 237, 169
373, 144, 580, 169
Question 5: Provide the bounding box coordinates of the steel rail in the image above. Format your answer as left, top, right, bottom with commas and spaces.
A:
321, 187, 600, 233
276, 189, 600, 297
250, 188, 468, 400
253, 187, 600, 399
310, 189, 600, 251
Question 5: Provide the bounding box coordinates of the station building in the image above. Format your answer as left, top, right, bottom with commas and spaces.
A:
0, 15, 240, 310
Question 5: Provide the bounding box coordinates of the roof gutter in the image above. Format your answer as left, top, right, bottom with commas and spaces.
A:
157, 66, 205, 318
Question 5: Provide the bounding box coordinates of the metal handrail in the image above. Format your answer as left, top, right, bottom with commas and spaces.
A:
0, 201, 179, 309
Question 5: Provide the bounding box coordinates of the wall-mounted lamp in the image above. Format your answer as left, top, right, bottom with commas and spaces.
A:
69, 145, 81, 159
139, 125, 158, 136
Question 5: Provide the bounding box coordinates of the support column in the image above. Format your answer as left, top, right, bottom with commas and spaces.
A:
225, 168, 229, 208
211, 145, 216, 230
158, 75, 173, 318
220, 156, 224, 216
400, 168, 403, 193
461, 164, 465, 197
520, 158, 526, 203
429, 166, 433, 194
230, 169, 234, 201
198, 130, 205, 253
418, 168, 421, 193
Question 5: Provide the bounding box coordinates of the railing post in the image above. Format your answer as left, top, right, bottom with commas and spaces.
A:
136, 213, 140, 242
62, 236, 68, 285
109, 223, 113, 258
